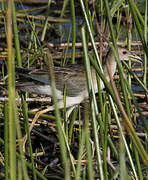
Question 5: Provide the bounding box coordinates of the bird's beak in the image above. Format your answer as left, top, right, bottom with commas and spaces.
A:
129, 54, 142, 63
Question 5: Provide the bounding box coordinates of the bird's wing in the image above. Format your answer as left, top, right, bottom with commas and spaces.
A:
16, 65, 88, 97
54, 65, 87, 97
15, 67, 50, 85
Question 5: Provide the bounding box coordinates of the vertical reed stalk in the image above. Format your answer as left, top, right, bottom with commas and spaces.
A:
70, 0, 76, 64
143, 0, 147, 85
60, 0, 69, 17
84, 102, 94, 180
21, 95, 36, 180
4, 104, 9, 179
81, 25, 104, 180
7, 1, 16, 179
46, 50, 68, 171
12, 0, 22, 67
41, 0, 52, 41
127, 0, 148, 56
75, 128, 85, 180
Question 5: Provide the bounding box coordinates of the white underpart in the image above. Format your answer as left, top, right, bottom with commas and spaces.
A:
24, 85, 63, 99
25, 85, 87, 106
45, 88, 88, 118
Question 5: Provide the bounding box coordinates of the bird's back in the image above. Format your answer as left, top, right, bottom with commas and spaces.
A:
16, 65, 88, 98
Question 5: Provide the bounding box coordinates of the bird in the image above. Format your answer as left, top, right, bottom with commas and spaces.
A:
16, 47, 142, 117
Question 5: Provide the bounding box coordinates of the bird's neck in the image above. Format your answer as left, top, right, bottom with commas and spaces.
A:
103, 52, 117, 82
91, 52, 117, 93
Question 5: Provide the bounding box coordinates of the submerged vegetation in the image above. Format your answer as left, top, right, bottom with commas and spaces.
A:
0, 0, 148, 179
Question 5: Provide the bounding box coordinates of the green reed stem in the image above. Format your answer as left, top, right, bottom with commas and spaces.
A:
134, 148, 143, 179
4, 103, 9, 179
143, 0, 147, 85
60, 0, 69, 17
84, 102, 94, 180
109, 97, 138, 179
119, 135, 129, 180
63, 85, 68, 137
75, 128, 85, 180
15, 103, 29, 180
110, 0, 124, 17
68, 107, 78, 145
21, 95, 37, 180
12, 0, 22, 67
103, 105, 109, 180
79, 0, 103, 72
7, 1, 16, 179
41, 0, 52, 41
107, 136, 119, 160
127, 0, 148, 56
70, 0, 76, 64
62, 27, 72, 66
46, 50, 67, 169
81, 25, 104, 180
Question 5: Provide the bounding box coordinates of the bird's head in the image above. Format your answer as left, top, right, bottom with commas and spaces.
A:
117, 47, 142, 63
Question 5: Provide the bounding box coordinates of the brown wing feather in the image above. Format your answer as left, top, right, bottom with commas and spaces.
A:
16, 65, 88, 97
54, 65, 87, 97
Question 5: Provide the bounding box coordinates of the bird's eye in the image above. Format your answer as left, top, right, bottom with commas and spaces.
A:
123, 51, 127, 54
